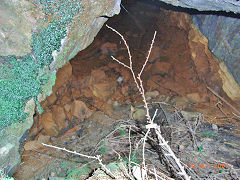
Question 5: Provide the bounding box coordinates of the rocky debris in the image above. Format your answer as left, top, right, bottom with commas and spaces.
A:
24, 135, 50, 151
186, 93, 205, 103
53, 62, 72, 92
87, 111, 115, 126
71, 88, 81, 99
89, 69, 117, 101
87, 162, 127, 180
71, 100, 93, 120
46, 91, 57, 105
39, 112, 59, 137
52, 105, 68, 132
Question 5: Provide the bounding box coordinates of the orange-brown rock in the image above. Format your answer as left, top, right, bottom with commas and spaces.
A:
52, 105, 68, 131
81, 88, 94, 98
59, 91, 72, 105
39, 112, 59, 136
56, 85, 66, 97
24, 135, 50, 151
24, 141, 41, 151
53, 62, 72, 92
71, 88, 81, 99
89, 69, 117, 101
46, 92, 57, 105
64, 103, 72, 120
151, 61, 171, 76
71, 100, 93, 120
186, 93, 205, 103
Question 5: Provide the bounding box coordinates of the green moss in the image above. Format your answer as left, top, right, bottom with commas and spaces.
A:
0, 0, 83, 130
0, 169, 14, 180
66, 165, 92, 180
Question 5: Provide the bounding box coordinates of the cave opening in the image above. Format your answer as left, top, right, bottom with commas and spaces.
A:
14, 0, 240, 179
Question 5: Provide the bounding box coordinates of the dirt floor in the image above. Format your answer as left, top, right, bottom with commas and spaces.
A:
14, 0, 240, 179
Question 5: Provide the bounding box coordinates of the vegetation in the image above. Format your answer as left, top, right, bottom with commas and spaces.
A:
0, 0, 83, 129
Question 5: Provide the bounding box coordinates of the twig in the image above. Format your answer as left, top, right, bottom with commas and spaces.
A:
42, 143, 117, 179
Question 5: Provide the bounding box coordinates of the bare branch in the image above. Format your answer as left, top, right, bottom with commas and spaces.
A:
138, 31, 157, 78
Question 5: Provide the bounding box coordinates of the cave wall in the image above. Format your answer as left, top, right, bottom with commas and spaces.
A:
193, 15, 240, 85
0, 0, 121, 175
0, 0, 239, 177
158, 0, 240, 13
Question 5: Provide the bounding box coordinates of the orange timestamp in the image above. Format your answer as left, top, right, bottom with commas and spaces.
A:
188, 163, 228, 169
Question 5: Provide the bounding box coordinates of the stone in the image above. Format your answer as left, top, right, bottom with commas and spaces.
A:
82, 88, 94, 98
174, 97, 188, 107
56, 86, 66, 97
92, 82, 116, 100
71, 100, 93, 120
186, 93, 204, 103
218, 62, 240, 101
53, 62, 72, 91
52, 105, 68, 131
71, 88, 81, 99
100, 42, 118, 55
132, 108, 146, 121
193, 14, 240, 84
60, 91, 72, 105
37, 135, 50, 144
24, 141, 40, 151
39, 112, 59, 136
151, 61, 171, 76
89, 69, 117, 101
47, 92, 57, 105
64, 103, 72, 120
146, 91, 159, 99
24, 135, 50, 151
212, 124, 218, 132
0, 143, 14, 156
0, 0, 42, 56
181, 111, 201, 121
87, 111, 114, 126
64, 104, 71, 113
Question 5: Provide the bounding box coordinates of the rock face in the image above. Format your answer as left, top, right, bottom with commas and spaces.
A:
158, 0, 240, 14
0, 0, 41, 56
0, 0, 121, 176
193, 15, 240, 85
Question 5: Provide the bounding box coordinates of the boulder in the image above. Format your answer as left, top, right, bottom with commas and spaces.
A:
71, 100, 93, 120
39, 112, 59, 137
52, 105, 68, 131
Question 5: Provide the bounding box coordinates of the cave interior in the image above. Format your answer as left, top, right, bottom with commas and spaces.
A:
12, 0, 240, 179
